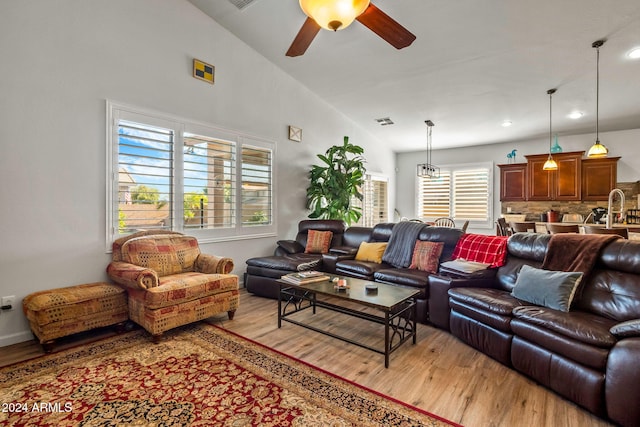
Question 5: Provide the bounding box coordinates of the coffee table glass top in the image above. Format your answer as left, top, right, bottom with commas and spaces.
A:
279, 276, 419, 311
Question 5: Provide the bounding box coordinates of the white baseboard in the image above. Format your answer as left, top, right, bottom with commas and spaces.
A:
0, 330, 34, 348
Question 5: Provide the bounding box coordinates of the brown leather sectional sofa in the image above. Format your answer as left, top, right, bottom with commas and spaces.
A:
245, 220, 464, 323
245, 220, 640, 426
446, 232, 640, 427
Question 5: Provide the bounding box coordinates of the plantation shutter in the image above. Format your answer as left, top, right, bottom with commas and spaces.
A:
117, 120, 173, 233
241, 145, 272, 226
453, 168, 490, 220
418, 172, 451, 218
183, 133, 236, 229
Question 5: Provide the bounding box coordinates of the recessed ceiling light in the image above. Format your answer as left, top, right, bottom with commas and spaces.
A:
568, 111, 584, 119
628, 47, 640, 59
501, 120, 512, 127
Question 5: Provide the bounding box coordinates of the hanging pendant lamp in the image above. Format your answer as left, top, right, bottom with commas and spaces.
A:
543, 88, 558, 171
417, 120, 439, 178
587, 39, 609, 158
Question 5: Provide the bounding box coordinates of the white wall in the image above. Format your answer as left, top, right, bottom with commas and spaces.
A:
396, 128, 640, 234
0, 0, 396, 346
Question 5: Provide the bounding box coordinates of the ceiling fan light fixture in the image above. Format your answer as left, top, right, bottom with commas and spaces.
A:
299, 0, 370, 31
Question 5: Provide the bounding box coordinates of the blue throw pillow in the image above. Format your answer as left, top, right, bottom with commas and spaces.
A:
511, 265, 583, 312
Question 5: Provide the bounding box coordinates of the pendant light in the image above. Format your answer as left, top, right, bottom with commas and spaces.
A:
543, 88, 558, 171
417, 120, 440, 178
587, 39, 609, 158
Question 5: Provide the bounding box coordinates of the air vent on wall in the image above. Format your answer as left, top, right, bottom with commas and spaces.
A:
375, 117, 394, 126
227, 0, 258, 10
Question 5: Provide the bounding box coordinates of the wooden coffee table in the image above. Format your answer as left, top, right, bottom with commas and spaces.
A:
277, 276, 419, 368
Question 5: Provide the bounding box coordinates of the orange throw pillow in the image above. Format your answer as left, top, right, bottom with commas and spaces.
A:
304, 230, 333, 254
409, 240, 444, 273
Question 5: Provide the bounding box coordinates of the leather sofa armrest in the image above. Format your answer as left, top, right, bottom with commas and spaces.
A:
276, 240, 304, 255
428, 274, 498, 330
322, 253, 356, 274
330, 246, 358, 256
106, 261, 159, 290
196, 253, 234, 274
610, 319, 640, 338
606, 337, 640, 427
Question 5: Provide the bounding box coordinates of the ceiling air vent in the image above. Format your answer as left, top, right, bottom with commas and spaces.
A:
375, 117, 394, 126
227, 0, 258, 10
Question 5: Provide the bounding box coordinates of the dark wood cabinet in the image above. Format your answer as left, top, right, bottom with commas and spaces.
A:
581, 157, 620, 200
498, 163, 527, 201
525, 151, 583, 201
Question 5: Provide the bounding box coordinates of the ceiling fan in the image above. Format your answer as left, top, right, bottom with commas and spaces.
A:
286, 0, 416, 57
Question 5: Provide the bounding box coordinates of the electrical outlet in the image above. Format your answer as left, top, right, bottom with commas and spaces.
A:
1, 296, 16, 311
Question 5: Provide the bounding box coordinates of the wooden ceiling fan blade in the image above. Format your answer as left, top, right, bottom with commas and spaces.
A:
286, 17, 321, 57
356, 3, 416, 50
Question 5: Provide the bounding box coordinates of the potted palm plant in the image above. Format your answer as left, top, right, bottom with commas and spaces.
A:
306, 136, 366, 225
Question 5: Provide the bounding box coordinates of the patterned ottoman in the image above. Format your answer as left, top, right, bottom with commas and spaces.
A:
22, 282, 128, 352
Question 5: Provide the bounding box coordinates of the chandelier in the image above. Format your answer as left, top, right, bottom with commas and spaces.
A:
417, 120, 440, 178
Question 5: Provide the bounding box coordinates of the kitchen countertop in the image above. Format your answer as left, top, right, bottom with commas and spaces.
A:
533, 222, 640, 236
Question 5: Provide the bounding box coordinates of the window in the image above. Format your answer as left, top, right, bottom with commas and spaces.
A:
352, 174, 389, 227
417, 163, 492, 227
107, 101, 275, 248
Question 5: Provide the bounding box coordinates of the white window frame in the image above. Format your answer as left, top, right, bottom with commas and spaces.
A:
416, 162, 493, 229
106, 100, 276, 251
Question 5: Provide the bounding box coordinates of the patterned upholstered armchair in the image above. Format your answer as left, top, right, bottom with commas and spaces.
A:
107, 230, 239, 341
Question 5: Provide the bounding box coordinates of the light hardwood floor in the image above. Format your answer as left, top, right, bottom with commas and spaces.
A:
2, 289, 613, 427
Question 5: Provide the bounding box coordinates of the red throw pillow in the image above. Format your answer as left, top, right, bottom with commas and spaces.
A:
409, 241, 444, 273
304, 230, 333, 254
451, 234, 508, 268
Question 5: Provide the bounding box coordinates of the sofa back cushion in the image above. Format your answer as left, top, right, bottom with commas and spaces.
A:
452, 233, 508, 268
342, 226, 373, 248
417, 226, 464, 263
370, 223, 395, 242
121, 235, 200, 277
574, 239, 640, 321
495, 233, 550, 292
296, 219, 346, 249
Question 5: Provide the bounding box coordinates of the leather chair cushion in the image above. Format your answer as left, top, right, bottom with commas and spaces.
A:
448, 287, 522, 316
449, 298, 514, 332
374, 268, 428, 289
512, 306, 617, 348
511, 318, 611, 370
336, 259, 390, 278
246, 254, 321, 272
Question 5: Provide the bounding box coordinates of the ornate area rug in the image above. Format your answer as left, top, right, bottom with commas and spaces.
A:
0, 323, 459, 426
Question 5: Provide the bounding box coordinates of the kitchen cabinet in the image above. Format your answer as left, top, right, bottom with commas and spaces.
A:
581, 157, 620, 201
498, 163, 527, 201
525, 151, 583, 201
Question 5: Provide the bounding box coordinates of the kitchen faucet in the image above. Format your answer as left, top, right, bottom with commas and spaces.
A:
606, 188, 625, 229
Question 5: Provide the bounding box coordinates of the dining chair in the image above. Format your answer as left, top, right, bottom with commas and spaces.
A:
496, 218, 512, 236
434, 217, 456, 227
583, 225, 628, 239
510, 222, 537, 233
546, 223, 580, 234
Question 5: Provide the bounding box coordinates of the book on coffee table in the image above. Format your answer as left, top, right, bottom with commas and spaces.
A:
280, 272, 331, 285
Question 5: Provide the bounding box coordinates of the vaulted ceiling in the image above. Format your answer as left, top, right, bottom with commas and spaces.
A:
189, 0, 640, 151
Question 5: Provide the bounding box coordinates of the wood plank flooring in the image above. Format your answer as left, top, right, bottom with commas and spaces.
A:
1, 289, 613, 427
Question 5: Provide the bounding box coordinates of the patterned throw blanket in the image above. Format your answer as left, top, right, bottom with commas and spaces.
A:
382, 221, 427, 268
